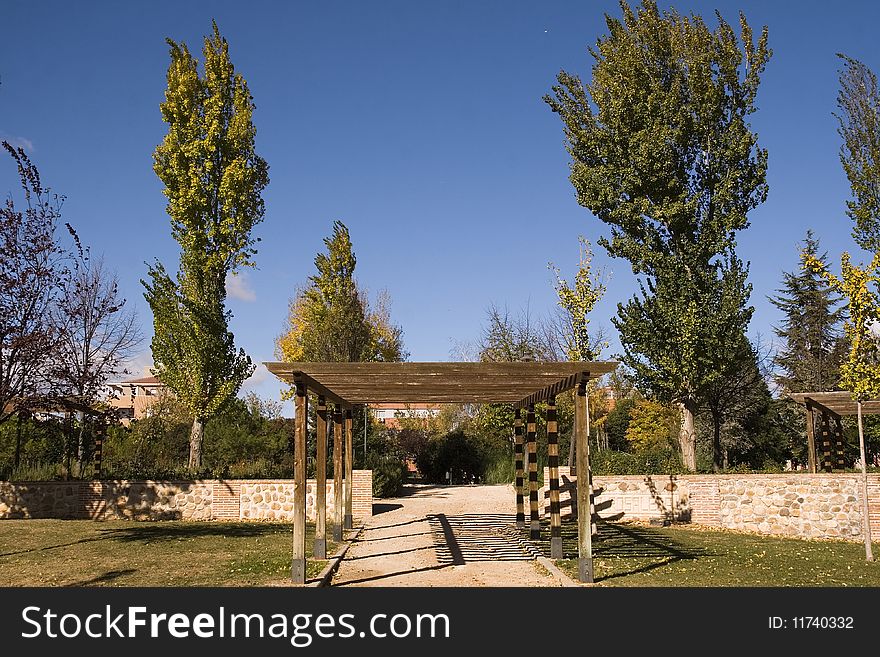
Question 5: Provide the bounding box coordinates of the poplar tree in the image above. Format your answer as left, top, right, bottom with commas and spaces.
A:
545, 0, 770, 469
836, 55, 880, 254
276, 221, 406, 364
144, 22, 269, 470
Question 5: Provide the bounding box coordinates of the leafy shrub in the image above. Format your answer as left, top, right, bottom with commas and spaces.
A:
591, 448, 685, 475
415, 429, 495, 484
370, 458, 407, 497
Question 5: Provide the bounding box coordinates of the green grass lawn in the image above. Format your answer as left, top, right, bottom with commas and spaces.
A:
0, 520, 334, 586
525, 519, 880, 586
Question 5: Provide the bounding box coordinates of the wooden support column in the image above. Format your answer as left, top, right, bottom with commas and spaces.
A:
291, 380, 308, 584
344, 407, 354, 530
93, 419, 105, 478
332, 408, 343, 542
834, 416, 846, 471
805, 405, 817, 474
547, 397, 562, 559
514, 409, 525, 529
820, 411, 833, 472
314, 395, 328, 559
527, 404, 540, 541
575, 380, 594, 583
857, 401, 875, 562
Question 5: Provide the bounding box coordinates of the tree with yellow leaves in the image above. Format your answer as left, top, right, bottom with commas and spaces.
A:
804, 251, 878, 562
276, 221, 406, 367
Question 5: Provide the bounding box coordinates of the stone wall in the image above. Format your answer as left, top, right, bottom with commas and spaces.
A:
541, 467, 880, 541
0, 471, 373, 522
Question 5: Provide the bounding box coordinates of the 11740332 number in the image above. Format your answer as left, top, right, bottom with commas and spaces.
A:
769, 616, 854, 629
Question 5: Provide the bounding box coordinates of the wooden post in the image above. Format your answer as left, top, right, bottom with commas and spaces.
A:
547, 397, 562, 559
344, 407, 354, 530
93, 418, 105, 478
820, 411, 833, 473
314, 395, 328, 559
857, 401, 875, 562
292, 380, 308, 584
332, 408, 343, 542
575, 379, 594, 583
834, 416, 846, 471
805, 405, 817, 474
527, 404, 540, 541
514, 409, 525, 529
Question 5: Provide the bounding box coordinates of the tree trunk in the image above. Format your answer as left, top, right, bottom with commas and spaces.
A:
712, 411, 723, 473
189, 417, 205, 470
14, 411, 24, 468
678, 399, 697, 471
76, 411, 87, 476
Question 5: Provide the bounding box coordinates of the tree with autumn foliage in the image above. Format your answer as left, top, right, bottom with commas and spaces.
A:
275, 221, 406, 365
143, 22, 269, 470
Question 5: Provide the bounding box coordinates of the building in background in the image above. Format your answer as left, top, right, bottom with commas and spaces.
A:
105, 375, 167, 425
369, 402, 440, 429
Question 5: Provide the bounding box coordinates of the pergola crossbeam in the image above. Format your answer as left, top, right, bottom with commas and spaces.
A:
803, 396, 842, 421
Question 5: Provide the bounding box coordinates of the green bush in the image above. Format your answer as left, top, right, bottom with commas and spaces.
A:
414, 429, 496, 484
591, 448, 685, 475
370, 458, 407, 498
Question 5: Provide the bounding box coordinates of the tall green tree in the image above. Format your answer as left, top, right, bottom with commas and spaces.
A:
276, 221, 406, 364
769, 231, 846, 393
544, 0, 770, 470
143, 22, 269, 470
836, 54, 880, 254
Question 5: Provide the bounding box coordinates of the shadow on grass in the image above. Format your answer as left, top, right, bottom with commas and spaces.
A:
524, 519, 713, 583
1, 522, 298, 556
64, 569, 137, 587
98, 522, 293, 543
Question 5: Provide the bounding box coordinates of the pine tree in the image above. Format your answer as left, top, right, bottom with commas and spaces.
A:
769, 231, 846, 393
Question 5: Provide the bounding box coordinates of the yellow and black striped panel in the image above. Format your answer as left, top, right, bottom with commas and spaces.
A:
526, 405, 540, 539
546, 402, 561, 540
514, 410, 525, 525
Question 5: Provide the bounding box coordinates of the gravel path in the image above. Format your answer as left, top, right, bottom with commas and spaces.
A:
331, 483, 560, 587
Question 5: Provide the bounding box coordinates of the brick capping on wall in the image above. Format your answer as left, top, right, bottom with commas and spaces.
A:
0, 471, 373, 522
542, 467, 880, 542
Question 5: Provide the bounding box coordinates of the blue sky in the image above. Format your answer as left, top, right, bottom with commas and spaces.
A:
2, 0, 879, 413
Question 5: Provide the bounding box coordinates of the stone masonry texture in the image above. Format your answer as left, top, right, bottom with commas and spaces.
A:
0, 471, 372, 522
541, 467, 880, 542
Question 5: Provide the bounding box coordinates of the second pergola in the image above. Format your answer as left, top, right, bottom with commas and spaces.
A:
789, 391, 880, 472
265, 360, 617, 584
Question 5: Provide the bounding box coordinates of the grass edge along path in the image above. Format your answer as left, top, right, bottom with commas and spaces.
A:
0, 519, 332, 587
522, 519, 880, 587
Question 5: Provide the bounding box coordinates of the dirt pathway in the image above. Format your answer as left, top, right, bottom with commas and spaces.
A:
331, 483, 560, 587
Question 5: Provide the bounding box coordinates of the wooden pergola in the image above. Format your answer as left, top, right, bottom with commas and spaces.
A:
789, 391, 877, 561
789, 392, 880, 473
265, 360, 618, 584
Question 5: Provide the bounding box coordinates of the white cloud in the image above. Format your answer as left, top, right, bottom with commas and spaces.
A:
226, 271, 256, 302
1, 133, 34, 152
242, 363, 270, 390
118, 350, 154, 379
